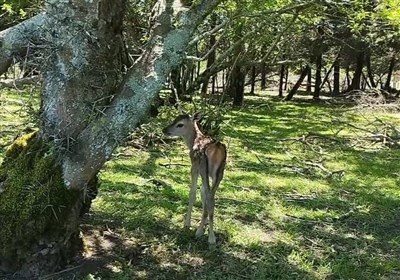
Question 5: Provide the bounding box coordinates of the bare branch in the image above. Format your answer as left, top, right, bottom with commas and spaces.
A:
185, 33, 222, 61
189, 18, 229, 46
0, 76, 40, 89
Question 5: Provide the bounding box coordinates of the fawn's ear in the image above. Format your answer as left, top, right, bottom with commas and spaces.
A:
191, 112, 203, 121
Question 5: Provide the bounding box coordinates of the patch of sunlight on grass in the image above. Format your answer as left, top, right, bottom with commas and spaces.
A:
229, 224, 277, 246
266, 176, 330, 193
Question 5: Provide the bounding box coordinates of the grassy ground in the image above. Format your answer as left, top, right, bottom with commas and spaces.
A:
0, 87, 38, 164
1, 89, 400, 279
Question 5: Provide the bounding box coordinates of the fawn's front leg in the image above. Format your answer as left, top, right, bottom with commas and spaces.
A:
185, 165, 198, 227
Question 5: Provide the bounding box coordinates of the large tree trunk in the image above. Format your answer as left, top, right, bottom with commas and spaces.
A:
1, 1, 126, 276
0, 132, 94, 277
0, 0, 220, 277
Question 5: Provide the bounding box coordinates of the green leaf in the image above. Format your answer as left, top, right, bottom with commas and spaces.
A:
2, 3, 14, 14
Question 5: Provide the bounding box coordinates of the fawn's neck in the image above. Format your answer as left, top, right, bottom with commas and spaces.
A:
183, 122, 204, 151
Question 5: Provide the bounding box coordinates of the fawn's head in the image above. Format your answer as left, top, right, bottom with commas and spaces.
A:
162, 112, 202, 137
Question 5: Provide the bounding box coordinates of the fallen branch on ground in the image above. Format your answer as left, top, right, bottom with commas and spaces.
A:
158, 162, 190, 167
0, 76, 40, 89
253, 152, 344, 179
304, 161, 345, 177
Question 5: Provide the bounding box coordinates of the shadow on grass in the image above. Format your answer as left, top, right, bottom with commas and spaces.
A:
277, 173, 400, 278
55, 213, 319, 280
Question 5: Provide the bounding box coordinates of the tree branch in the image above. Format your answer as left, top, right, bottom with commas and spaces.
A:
260, 12, 299, 62
189, 18, 228, 46
0, 13, 47, 75
185, 33, 222, 61
236, 2, 313, 18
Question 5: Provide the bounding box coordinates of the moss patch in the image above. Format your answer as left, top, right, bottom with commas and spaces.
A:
0, 131, 79, 262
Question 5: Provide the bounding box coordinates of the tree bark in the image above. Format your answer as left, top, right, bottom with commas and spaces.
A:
320, 48, 341, 94
201, 15, 217, 95
250, 65, 256, 94
284, 67, 289, 90
306, 66, 312, 93
345, 66, 350, 88
333, 60, 340, 95
384, 53, 396, 90
212, 75, 216, 94
279, 63, 285, 97
284, 65, 310, 101
313, 53, 322, 100
171, 66, 183, 97
348, 51, 364, 91
0, 0, 220, 276
230, 22, 244, 106
366, 51, 376, 88
320, 63, 333, 91
231, 66, 245, 106
260, 61, 267, 90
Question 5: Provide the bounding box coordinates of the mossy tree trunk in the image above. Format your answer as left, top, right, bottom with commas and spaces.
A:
0, 132, 88, 277
0, 0, 220, 277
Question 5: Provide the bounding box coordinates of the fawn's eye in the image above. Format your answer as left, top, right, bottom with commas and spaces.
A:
176, 123, 184, 128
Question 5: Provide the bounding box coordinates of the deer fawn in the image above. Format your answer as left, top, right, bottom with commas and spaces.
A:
163, 113, 227, 244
